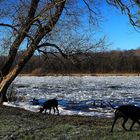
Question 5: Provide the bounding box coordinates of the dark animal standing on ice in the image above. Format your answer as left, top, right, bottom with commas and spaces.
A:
39, 99, 59, 115
109, 102, 140, 132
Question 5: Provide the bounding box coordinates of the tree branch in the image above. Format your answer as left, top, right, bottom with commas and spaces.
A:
38, 42, 67, 59
1, 0, 40, 77
0, 23, 35, 41
37, 49, 68, 70
82, 0, 97, 15
0, 23, 18, 32
39, 0, 66, 35
107, 0, 139, 28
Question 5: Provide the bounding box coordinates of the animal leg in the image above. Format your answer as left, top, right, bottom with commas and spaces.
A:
136, 120, 140, 126
56, 106, 59, 115
129, 120, 136, 131
53, 107, 56, 114
45, 109, 46, 114
122, 116, 128, 131
49, 108, 51, 115
111, 116, 118, 132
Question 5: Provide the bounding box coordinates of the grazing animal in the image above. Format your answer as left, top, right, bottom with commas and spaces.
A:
39, 99, 59, 115
109, 103, 140, 132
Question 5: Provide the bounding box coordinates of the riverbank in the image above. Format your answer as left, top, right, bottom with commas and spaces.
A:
20, 73, 140, 77
0, 105, 140, 140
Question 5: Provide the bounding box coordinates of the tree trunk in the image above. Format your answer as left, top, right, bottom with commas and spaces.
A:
0, 66, 20, 103
0, 91, 8, 103
0, 44, 39, 103
0, 31, 44, 102
0, 0, 66, 103
1, 0, 40, 77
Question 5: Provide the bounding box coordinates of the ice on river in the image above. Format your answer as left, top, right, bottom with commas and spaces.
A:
4, 76, 140, 117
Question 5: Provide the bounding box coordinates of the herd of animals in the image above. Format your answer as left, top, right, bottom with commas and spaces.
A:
32, 98, 140, 132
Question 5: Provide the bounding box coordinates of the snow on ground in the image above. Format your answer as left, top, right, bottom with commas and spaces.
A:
4, 76, 140, 117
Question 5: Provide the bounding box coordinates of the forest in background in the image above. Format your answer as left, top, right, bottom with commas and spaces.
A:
1, 49, 140, 75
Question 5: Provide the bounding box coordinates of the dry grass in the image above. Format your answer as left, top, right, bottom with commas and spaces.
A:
0, 105, 140, 139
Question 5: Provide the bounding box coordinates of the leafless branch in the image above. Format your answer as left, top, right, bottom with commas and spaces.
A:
82, 0, 97, 15
38, 42, 67, 59
0, 23, 18, 32
107, 0, 140, 28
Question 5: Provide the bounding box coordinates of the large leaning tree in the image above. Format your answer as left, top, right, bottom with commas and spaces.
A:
0, 0, 102, 102
0, 0, 139, 103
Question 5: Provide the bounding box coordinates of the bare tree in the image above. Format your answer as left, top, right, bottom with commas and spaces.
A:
107, 0, 140, 28
0, 0, 102, 102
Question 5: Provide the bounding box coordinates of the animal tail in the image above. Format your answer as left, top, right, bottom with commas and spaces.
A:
108, 102, 116, 109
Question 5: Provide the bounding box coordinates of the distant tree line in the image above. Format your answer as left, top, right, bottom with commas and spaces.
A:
1, 49, 140, 75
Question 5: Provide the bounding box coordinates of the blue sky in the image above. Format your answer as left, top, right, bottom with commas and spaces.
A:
1, 0, 140, 51
98, 1, 140, 50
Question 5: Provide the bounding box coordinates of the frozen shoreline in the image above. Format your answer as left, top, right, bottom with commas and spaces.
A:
3, 101, 114, 118
6, 75, 140, 117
